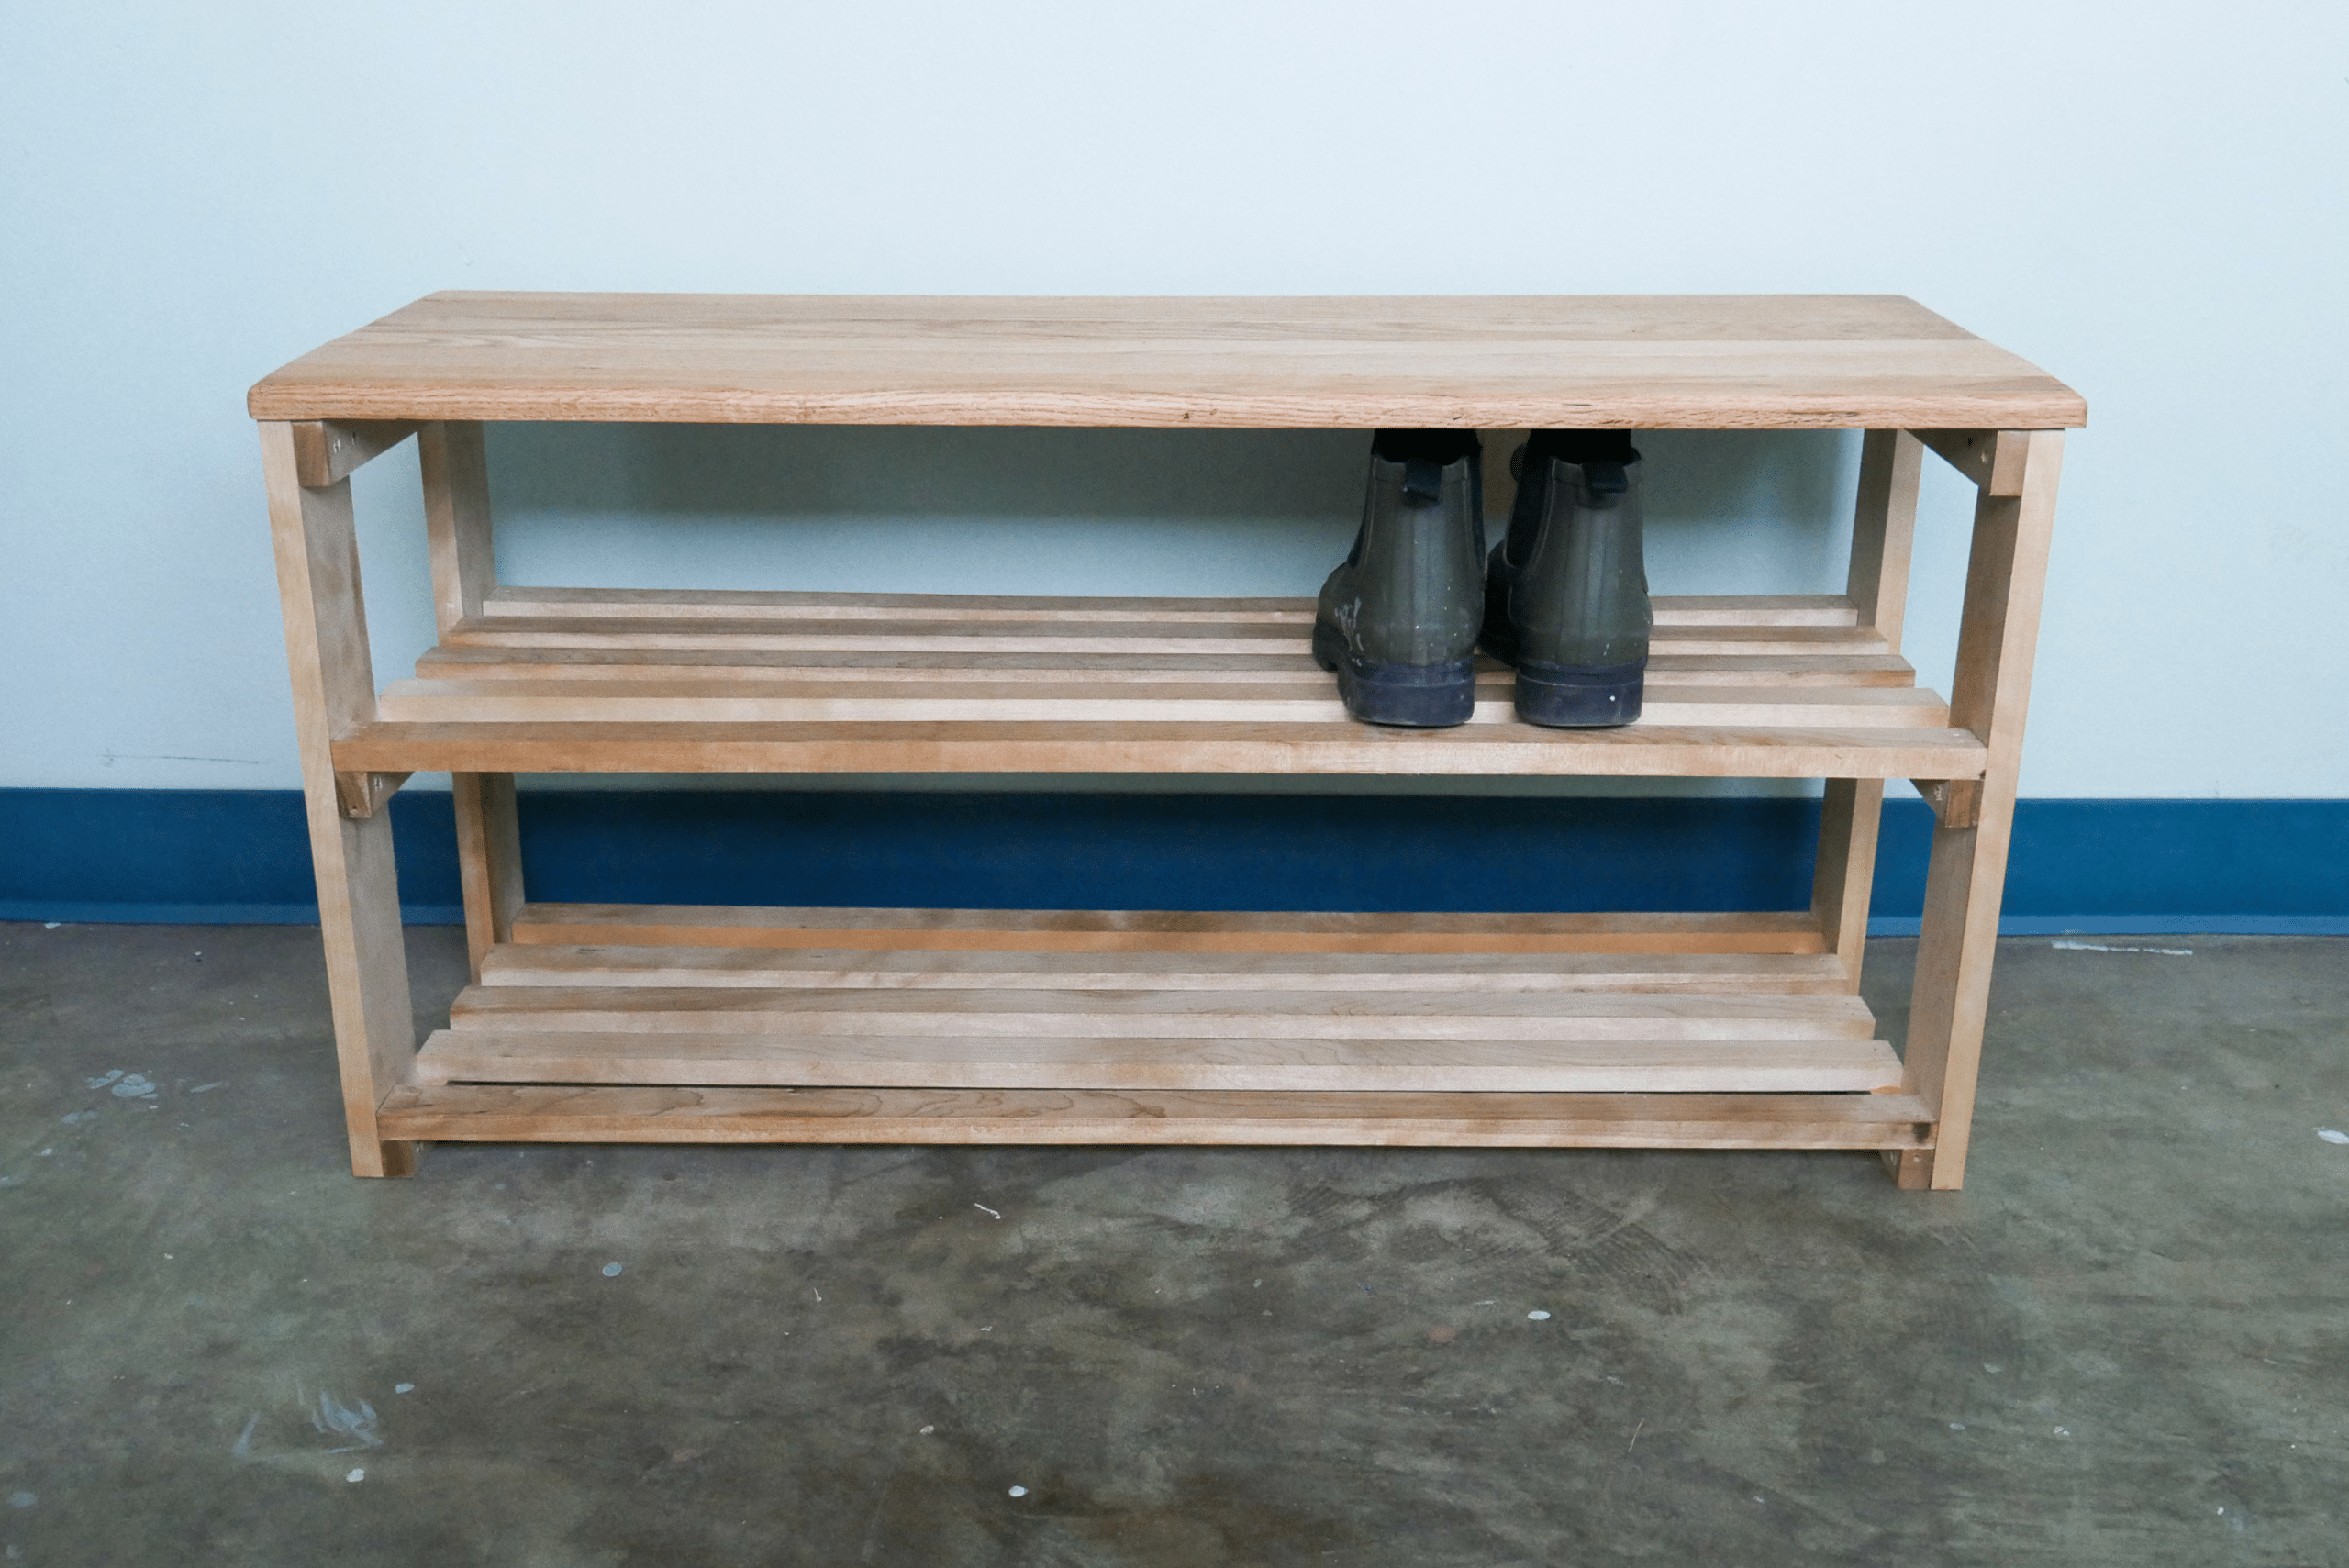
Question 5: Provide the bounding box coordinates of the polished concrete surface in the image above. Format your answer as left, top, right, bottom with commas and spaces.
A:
0, 920, 2343, 1566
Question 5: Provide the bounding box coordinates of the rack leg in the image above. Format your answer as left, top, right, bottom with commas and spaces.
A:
1813, 430, 1923, 993
453, 773, 523, 977
419, 421, 519, 980
1812, 779, 1883, 990
261, 421, 419, 1177
1896, 430, 2064, 1190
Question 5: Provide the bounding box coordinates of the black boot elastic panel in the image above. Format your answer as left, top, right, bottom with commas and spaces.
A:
1481, 428, 1651, 728
1313, 428, 1486, 727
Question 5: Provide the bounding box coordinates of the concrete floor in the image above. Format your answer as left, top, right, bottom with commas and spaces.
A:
0, 922, 2343, 1566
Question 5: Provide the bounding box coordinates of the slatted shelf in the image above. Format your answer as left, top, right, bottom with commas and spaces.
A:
376, 1084, 1938, 1150
328, 586, 1986, 779
409, 904, 1916, 1118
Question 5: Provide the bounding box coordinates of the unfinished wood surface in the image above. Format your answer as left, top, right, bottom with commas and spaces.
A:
332, 769, 409, 820
509, 904, 1834, 955
377, 1083, 1937, 1149
377, 677, 1950, 728
445, 984, 1877, 1041
474, 586, 1857, 627
246, 294, 2087, 429
335, 588, 1981, 779
1810, 778, 1882, 987
1481, 429, 1530, 520
290, 419, 417, 487
1917, 428, 2029, 495
1809, 428, 1924, 987
260, 422, 417, 1178
1899, 430, 2065, 1189
482, 942, 1852, 993
1844, 431, 1924, 648
335, 717, 1985, 781
419, 420, 497, 633
451, 773, 523, 977
416, 1028, 1904, 1094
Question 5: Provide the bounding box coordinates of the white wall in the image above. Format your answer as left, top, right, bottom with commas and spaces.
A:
4, 0, 2344, 797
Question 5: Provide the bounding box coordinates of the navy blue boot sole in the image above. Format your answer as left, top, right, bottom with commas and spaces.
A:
1510, 656, 1645, 728
1311, 624, 1477, 728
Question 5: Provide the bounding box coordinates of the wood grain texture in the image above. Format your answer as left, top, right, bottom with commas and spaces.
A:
415, 1027, 1905, 1094
443, 984, 1878, 1041
1809, 428, 1924, 988
376, 1083, 1936, 1149
507, 904, 1835, 956
260, 422, 417, 1177
1900, 430, 2065, 1189
291, 420, 417, 486
332, 770, 409, 820
246, 294, 2087, 428
336, 587, 1981, 780
451, 772, 523, 978
480, 942, 1853, 993
419, 420, 496, 633
1918, 428, 2028, 495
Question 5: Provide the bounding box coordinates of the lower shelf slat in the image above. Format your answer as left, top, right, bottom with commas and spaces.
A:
416, 1028, 1906, 1094
508, 904, 1833, 956
377, 1084, 1936, 1150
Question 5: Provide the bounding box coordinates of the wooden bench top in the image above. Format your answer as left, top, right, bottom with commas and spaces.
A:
248, 293, 2085, 429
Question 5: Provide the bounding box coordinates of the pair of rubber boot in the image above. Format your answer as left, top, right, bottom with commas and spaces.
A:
1312, 428, 1650, 728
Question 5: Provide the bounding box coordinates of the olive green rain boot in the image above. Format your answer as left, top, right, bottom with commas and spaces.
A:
1311, 428, 1485, 727
1480, 429, 1652, 727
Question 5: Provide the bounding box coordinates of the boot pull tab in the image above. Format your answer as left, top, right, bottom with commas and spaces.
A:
1582, 460, 1629, 499
1402, 458, 1444, 506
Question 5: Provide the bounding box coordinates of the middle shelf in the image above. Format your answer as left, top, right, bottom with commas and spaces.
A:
332, 585, 1982, 778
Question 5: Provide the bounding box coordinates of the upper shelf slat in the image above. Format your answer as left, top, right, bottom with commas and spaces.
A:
248, 294, 2087, 428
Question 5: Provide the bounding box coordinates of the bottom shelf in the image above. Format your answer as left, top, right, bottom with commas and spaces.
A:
394, 903, 1930, 1149
378, 1084, 1935, 1149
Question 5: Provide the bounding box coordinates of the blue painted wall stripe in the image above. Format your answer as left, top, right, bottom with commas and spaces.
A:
2, 788, 2345, 932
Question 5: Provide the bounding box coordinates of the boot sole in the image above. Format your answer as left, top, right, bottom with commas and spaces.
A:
1312, 624, 1476, 728
1512, 657, 1645, 728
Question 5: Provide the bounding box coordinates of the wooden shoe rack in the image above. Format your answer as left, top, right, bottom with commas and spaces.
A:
250, 294, 2082, 1186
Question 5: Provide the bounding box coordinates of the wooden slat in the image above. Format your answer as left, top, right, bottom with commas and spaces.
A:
482, 584, 1312, 625
246, 294, 2087, 429
439, 616, 1888, 659
414, 646, 1920, 688
415, 1027, 1905, 1094
373, 677, 1950, 728
507, 905, 1833, 955
473, 586, 1858, 629
331, 718, 1986, 780
377, 1082, 1937, 1148
480, 943, 1852, 994
443, 984, 1876, 1040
